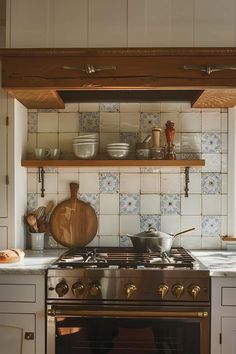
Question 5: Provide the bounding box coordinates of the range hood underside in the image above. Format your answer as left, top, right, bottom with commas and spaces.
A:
2, 47, 236, 109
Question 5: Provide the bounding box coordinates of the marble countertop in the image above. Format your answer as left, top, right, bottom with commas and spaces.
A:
1, 249, 236, 276
191, 250, 236, 276
0, 249, 64, 274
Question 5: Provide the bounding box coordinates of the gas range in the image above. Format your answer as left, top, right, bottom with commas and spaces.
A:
47, 247, 210, 303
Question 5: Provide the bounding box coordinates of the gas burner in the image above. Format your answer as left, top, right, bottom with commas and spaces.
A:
53, 247, 196, 269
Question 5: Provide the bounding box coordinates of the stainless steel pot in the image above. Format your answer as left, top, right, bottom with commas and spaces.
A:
126, 227, 195, 254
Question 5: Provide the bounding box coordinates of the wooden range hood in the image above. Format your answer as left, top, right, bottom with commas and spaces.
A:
1, 47, 236, 109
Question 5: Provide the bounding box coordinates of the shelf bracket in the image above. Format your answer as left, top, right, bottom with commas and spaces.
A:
38, 167, 45, 198
184, 167, 190, 197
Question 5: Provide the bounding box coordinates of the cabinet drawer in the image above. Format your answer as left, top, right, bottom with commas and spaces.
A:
222, 287, 236, 306
0, 284, 36, 302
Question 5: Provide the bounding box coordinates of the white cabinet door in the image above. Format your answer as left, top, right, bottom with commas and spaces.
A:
128, 0, 194, 47
0, 70, 8, 218
194, 0, 236, 46
0, 227, 8, 249
88, 0, 127, 47
53, 0, 87, 47
221, 317, 236, 354
9, 0, 51, 47
0, 313, 35, 354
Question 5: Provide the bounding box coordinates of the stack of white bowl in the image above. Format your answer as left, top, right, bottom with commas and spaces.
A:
106, 142, 130, 159
73, 133, 99, 159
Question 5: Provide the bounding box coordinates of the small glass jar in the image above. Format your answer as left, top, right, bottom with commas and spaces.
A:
150, 146, 165, 160
135, 142, 150, 159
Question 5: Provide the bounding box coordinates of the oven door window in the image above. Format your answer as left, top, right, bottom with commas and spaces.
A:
56, 317, 201, 354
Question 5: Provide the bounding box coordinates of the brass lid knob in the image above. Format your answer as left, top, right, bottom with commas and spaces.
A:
72, 282, 85, 297
188, 285, 201, 299
124, 283, 137, 299
157, 284, 169, 299
172, 284, 184, 298
55, 280, 69, 297
89, 283, 101, 297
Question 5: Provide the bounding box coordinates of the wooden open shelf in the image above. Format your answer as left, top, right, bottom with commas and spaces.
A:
21, 159, 205, 168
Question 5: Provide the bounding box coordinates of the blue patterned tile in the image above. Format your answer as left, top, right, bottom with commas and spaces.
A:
141, 167, 161, 173
79, 112, 100, 132
100, 103, 120, 112
160, 194, 180, 215
99, 173, 119, 193
78, 193, 99, 214
202, 216, 221, 236
202, 133, 221, 153
140, 112, 160, 132
119, 235, 133, 247
140, 215, 161, 231
38, 109, 57, 113
181, 152, 201, 160
28, 112, 38, 133
27, 193, 38, 212
120, 194, 140, 214
120, 132, 140, 151
201, 173, 221, 194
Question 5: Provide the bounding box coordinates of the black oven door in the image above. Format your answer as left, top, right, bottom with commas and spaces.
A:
47, 305, 210, 354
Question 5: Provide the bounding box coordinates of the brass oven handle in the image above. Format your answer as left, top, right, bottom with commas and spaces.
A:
62, 64, 117, 74
48, 308, 208, 319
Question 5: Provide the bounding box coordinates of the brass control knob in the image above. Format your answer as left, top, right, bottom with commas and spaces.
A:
157, 284, 169, 299
188, 285, 201, 299
172, 284, 185, 298
89, 283, 101, 297
55, 280, 69, 297
72, 282, 85, 297
124, 283, 137, 298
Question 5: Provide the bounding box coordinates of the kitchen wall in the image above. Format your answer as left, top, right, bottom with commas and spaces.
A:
26, 102, 228, 250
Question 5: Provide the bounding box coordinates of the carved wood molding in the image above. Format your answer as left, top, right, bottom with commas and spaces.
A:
1, 47, 236, 57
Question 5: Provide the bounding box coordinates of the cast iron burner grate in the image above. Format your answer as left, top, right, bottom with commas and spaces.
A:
53, 247, 195, 269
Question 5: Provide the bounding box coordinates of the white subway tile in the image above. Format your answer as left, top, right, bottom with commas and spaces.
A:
100, 194, 119, 214
181, 216, 201, 236
160, 215, 181, 234
120, 173, 140, 193
99, 215, 119, 236
120, 113, 140, 132
79, 103, 100, 112
59, 103, 79, 112
140, 103, 160, 112
59, 113, 79, 132
180, 236, 202, 249
180, 112, 201, 132
120, 103, 140, 112
37, 133, 58, 149
38, 112, 58, 132
120, 215, 140, 235
140, 174, 160, 194
181, 195, 201, 215
161, 174, 181, 194
202, 195, 222, 215
79, 173, 99, 193
140, 194, 160, 214
100, 112, 119, 132
99, 235, 120, 247
58, 173, 79, 193
202, 112, 221, 132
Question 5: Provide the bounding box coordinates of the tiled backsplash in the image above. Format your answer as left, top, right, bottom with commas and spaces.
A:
26, 102, 228, 250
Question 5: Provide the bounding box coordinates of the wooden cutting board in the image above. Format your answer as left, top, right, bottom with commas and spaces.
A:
50, 182, 98, 247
